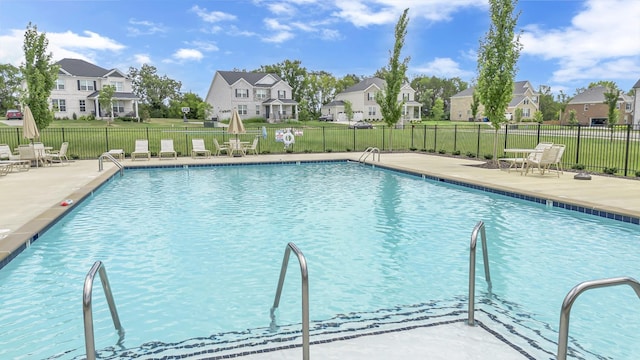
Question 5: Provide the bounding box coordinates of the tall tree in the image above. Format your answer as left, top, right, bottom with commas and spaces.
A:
410, 76, 468, 118
430, 98, 444, 121
128, 64, 182, 114
20, 23, 58, 130
0, 64, 22, 112
470, 90, 480, 121
98, 84, 115, 124
344, 100, 354, 124
603, 85, 620, 129
336, 74, 361, 94
375, 8, 410, 151
537, 85, 557, 121
169, 92, 211, 120
476, 0, 522, 159
556, 90, 571, 124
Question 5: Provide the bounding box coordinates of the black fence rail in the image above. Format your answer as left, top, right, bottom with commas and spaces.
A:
1, 124, 638, 177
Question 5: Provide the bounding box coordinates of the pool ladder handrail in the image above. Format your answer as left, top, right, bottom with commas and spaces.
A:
468, 220, 492, 326
557, 276, 640, 360
83, 261, 125, 360
270, 242, 310, 360
98, 152, 124, 176
359, 147, 380, 163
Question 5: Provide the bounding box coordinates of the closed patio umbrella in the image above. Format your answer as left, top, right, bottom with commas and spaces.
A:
22, 105, 39, 141
227, 108, 246, 156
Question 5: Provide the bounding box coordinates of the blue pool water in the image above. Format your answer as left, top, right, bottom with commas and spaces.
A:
0, 162, 639, 359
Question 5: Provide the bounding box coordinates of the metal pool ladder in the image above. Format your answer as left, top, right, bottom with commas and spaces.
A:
359, 147, 380, 163
270, 242, 310, 360
468, 220, 492, 326
98, 152, 124, 176
83, 261, 125, 360
556, 276, 640, 360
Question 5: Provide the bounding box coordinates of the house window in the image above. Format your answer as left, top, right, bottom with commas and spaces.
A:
523, 99, 529, 105
112, 101, 125, 114
255, 105, 260, 115
616, 103, 620, 109
55, 79, 65, 90
51, 99, 66, 112
368, 92, 375, 101
626, 103, 632, 111
109, 81, 124, 91
368, 106, 376, 116
584, 104, 589, 111
79, 100, 86, 112
235, 89, 249, 98
238, 105, 247, 115
277, 90, 286, 99
522, 108, 530, 117
256, 89, 267, 100
532, 96, 538, 103
78, 80, 95, 91
402, 93, 410, 101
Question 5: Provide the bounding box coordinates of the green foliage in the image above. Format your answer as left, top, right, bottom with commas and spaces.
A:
20, 23, 59, 130
0, 63, 22, 112
466, 151, 476, 158
572, 164, 585, 170
533, 110, 544, 123
168, 92, 209, 120
603, 167, 618, 175
344, 100, 353, 122
410, 75, 468, 118
375, 8, 410, 151
258, 60, 307, 103
452, 150, 461, 156
128, 64, 182, 114
438, 149, 446, 154
514, 108, 523, 122
470, 90, 480, 120
430, 98, 444, 121
603, 86, 620, 128
484, 154, 493, 160
476, 0, 522, 131
568, 109, 578, 127
635, 170, 640, 177
98, 85, 115, 123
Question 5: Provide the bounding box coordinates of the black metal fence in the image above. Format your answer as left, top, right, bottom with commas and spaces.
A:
1, 123, 638, 177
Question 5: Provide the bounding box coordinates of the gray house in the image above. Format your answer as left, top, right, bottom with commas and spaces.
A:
205, 71, 298, 122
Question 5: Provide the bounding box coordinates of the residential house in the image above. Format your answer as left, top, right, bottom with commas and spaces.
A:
449, 81, 539, 122
205, 71, 298, 122
565, 85, 635, 126
50, 58, 139, 119
321, 77, 421, 124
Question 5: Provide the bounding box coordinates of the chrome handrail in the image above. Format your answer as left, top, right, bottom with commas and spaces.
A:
468, 220, 492, 325
98, 152, 123, 176
83, 261, 125, 360
359, 147, 380, 163
557, 276, 640, 360
270, 242, 310, 360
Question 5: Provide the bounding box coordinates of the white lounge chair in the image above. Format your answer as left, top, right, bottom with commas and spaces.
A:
131, 139, 151, 161
213, 138, 229, 156
191, 138, 211, 158
159, 139, 177, 160
501, 142, 553, 173
18, 144, 39, 167
48, 142, 69, 165
0, 144, 19, 161
525, 145, 561, 176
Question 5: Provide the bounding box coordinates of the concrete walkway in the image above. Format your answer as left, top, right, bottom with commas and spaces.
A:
1, 152, 639, 359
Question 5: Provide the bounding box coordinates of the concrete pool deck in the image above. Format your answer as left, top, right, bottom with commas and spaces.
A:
1, 152, 639, 359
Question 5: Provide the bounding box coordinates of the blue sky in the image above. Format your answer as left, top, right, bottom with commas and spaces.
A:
0, 0, 638, 98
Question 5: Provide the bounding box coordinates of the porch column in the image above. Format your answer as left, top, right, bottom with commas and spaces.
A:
135, 101, 139, 122
94, 99, 99, 116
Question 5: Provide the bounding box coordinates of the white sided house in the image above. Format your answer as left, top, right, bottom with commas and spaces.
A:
205, 71, 298, 122
50, 58, 139, 119
321, 77, 421, 125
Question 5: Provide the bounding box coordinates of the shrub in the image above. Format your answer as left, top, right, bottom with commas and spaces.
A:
260, 150, 271, 154
326, 149, 332, 153
427, 149, 435, 153
286, 149, 293, 153
70, 154, 80, 160
466, 152, 476, 158
635, 170, 640, 177
303, 149, 312, 153
72, 113, 77, 120
409, 147, 417, 151
452, 150, 461, 156
572, 164, 586, 170
484, 154, 493, 160
438, 149, 446, 154
346, 148, 352, 152
603, 167, 618, 175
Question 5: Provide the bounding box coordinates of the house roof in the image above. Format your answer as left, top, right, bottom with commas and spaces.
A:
568, 86, 610, 104
217, 71, 282, 86
451, 81, 537, 98
87, 91, 140, 100
342, 77, 386, 93
325, 100, 345, 107
56, 58, 123, 78
263, 98, 298, 105
633, 79, 640, 89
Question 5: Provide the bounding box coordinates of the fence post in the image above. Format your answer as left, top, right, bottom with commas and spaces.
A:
382, 126, 385, 151
423, 125, 427, 150
410, 125, 414, 149
454, 125, 458, 151
504, 125, 509, 149
434, 125, 438, 151
623, 124, 631, 177
575, 125, 581, 165
322, 127, 326, 152
536, 123, 541, 144
105, 128, 109, 152
476, 125, 481, 158
352, 127, 356, 151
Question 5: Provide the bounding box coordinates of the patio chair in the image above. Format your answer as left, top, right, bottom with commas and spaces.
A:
48, 142, 69, 165
18, 144, 39, 167
500, 142, 553, 173
525, 145, 561, 177
243, 137, 259, 155
33, 142, 52, 166
131, 139, 151, 161
0, 144, 20, 161
191, 138, 211, 158
159, 139, 177, 160
213, 138, 229, 156
548, 144, 565, 175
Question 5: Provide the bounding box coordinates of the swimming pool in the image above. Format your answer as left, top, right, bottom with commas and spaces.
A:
0, 162, 639, 359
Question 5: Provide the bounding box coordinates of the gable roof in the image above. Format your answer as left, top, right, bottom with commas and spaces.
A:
342, 77, 386, 93
217, 71, 282, 86
451, 80, 537, 98
56, 58, 111, 77
633, 79, 640, 89
568, 86, 611, 104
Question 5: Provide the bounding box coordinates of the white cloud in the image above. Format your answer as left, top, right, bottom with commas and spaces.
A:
267, 2, 296, 16
0, 29, 26, 65
172, 48, 204, 61
127, 19, 167, 36
191, 6, 237, 23
187, 40, 219, 52
412, 58, 474, 79
263, 18, 294, 43
520, 0, 640, 84
332, 0, 486, 27
133, 54, 152, 66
